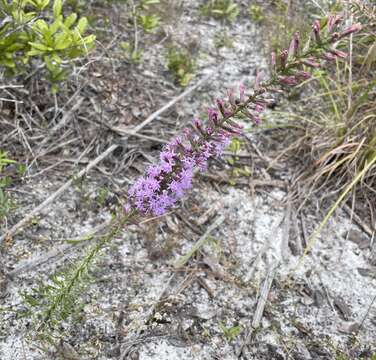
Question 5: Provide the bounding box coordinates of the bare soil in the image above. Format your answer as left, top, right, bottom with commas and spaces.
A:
1, 1, 376, 359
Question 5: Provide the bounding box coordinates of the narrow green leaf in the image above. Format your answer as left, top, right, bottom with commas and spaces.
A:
64, 13, 77, 28
76, 17, 88, 34
53, 0, 62, 18
28, 41, 51, 51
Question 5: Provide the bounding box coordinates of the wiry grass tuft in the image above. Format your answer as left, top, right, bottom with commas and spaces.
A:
273, 2, 376, 228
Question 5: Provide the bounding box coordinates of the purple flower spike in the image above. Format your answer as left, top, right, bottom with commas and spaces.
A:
125, 14, 356, 219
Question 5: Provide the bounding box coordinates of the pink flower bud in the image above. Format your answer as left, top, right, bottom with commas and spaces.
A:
322, 52, 337, 61
327, 14, 342, 33
280, 49, 288, 69
329, 49, 347, 58
208, 107, 219, 124
331, 23, 362, 42
255, 104, 265, 112
172, 136, 182, 146
288, 31, 300, 58
301, 58, 321, 68
339, 23, 362, 38
216, 99, 225, 115
194, 118, 202, 130
278, 75, 298, 86
224, 109, 232, 118
312, 20, 321, 42
183, 127, 190, 139
227, 88, 235, 106
124, 203, 131, 214
253, 116, 261, 125
295, 71, 311, 81
268, 87, 284, 93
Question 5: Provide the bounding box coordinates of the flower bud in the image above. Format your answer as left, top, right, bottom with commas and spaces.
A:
288, 31, 300, 59
216, 99, 225, 116
253, 116, 261, 125
312, 20, 321, 43
331, 23, 361, 42
329, 49, 347, 58
254, 71, 261, 91
227, 89, 236, 106
194, 118, 202, 129
301, 58, 321, 68
124, 203, 131, 214
327, 14, 342, 33
295, 71, 311, 81
183, 127, 191, 139
280, 49, 288, 69
339, 23, 362, 38
322, 52, 337, 61
278, 75, 298, 86
208, 111, 219, 128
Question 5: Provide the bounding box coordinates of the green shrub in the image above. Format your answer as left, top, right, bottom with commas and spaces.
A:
166, 46, 196, 86
248, 4, 264, 23
0, 0, 95, 91
201, 0, 239, 22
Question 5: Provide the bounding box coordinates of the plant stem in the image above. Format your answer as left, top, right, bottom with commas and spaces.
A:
38, 213, 132, 332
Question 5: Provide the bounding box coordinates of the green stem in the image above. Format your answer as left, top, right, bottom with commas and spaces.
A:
38, 213, 132, 332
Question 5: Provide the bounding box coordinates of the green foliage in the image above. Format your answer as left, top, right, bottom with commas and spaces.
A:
248, 4, 264, 24
138, 13, 160, 33
119, 0, 161, 63
0, 150, 16, 175
227, 138, 251, 185
214, 30, 234, 48
137, 0, 161, 33
95, 186, 109, 207
21, 246, 96, 342
0, 0, 95, 91
0, 151, 16, 222
120, 41, 143, 63
201, 0, 239, 22
21, 216, 127, 343
166, 46, 196, 87
219, 322, 242, 341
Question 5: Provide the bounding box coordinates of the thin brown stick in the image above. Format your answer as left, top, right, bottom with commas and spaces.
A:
0, 145, 117, 245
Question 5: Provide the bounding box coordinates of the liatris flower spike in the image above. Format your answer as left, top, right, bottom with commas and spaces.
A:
124, 15, 361, 219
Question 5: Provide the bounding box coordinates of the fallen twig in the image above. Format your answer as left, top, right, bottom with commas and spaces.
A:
0, 145, 117, 245
238, 265, 278, 358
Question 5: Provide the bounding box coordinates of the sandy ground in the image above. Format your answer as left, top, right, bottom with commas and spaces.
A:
1, 1, 376, 359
